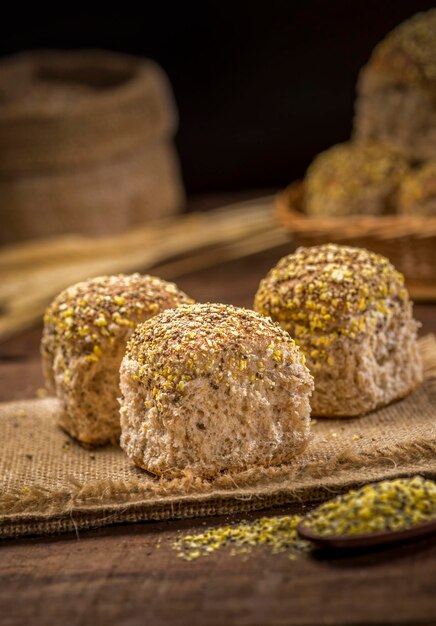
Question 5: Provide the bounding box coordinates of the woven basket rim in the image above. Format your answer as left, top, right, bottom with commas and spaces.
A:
276, 181, 436, 240
0, 49, 161, 121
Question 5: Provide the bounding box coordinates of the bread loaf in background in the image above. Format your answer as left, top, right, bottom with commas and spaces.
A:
0, 50, 184, 245
304, 141, 409, 217
397, 160, 436, 216
354, 9, 436, 162
254, 244, 423, 417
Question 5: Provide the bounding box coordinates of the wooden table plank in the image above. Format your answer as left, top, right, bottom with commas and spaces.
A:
1, 240, 436, 626
2, 508, 436, 626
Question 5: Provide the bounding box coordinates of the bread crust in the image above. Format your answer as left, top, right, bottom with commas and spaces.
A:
119, 303, 314, 477
397, 160, 436, 216
354, 10, 436, 161
304, 141, 409, 217
41, 274, 193, 445
314, 380, 422, 419
254, 244, 423, 417
358, 10, 436, 93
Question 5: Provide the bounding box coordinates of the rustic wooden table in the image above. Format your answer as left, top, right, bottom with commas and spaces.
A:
1, 231, 436, 626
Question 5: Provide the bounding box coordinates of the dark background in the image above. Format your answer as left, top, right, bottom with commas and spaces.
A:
1, 1, 434, 194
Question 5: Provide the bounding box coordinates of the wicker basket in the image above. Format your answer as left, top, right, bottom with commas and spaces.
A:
0, 50, 184, 245
276, 181, 436, 300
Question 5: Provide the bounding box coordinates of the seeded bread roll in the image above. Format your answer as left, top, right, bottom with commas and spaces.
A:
119, 303, 314, 477
254, 244, 423, 417
304, 141, 409, 217
41, 274, 193, 445
354, 10, 436, 161
397, 160, 436, 216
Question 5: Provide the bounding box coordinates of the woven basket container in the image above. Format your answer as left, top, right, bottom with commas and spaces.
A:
276, 181, 436, 298
0, 50, 184, 244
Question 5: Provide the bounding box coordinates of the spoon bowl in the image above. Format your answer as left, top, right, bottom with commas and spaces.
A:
297, 518, 436, 549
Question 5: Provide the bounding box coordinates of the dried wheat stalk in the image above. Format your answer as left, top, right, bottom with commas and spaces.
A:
0, 198, 289, 342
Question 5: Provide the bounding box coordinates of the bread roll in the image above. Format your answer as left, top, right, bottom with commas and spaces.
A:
354, 10, 436, 161
119, 303, 314, 477
304, 141, 408, 217
254, 244, 423, 417
398, 160, 436, 216
41, 274, 193, 445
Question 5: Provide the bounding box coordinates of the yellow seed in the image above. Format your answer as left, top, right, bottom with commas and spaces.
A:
173, 514, 309, 561
303, 477, 436, 537
85, 354, 99, 364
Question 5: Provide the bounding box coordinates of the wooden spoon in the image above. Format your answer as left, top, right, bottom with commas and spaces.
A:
297, 517, 436, 549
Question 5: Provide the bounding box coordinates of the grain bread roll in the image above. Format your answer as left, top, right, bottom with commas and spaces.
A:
119, 303, 314, 477
354, 10, 436, 161
304, 141, 409, 216
397, 160, 436, 216
254, 244, 423, 417
41, 274, 193, 445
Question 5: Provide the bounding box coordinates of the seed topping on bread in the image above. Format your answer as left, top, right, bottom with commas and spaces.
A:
305, 142, 409, 216
43, 274, 193, 372
125, 302, 307, 405
254, 244, 408, 363
370, 9, 436, 89
398, 160, 436, 216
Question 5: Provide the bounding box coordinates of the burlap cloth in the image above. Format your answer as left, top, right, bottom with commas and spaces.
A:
1, 335, 436, 539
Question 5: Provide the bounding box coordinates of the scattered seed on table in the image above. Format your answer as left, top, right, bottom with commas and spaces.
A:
173, 515, 311, 561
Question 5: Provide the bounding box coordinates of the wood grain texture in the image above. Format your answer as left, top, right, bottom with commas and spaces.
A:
1, 199, 436, 625
2, 512, 436, 626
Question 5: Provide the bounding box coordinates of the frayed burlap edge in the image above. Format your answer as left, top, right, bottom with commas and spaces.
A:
2, 437, 436, 516
1, 334, 436, 539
